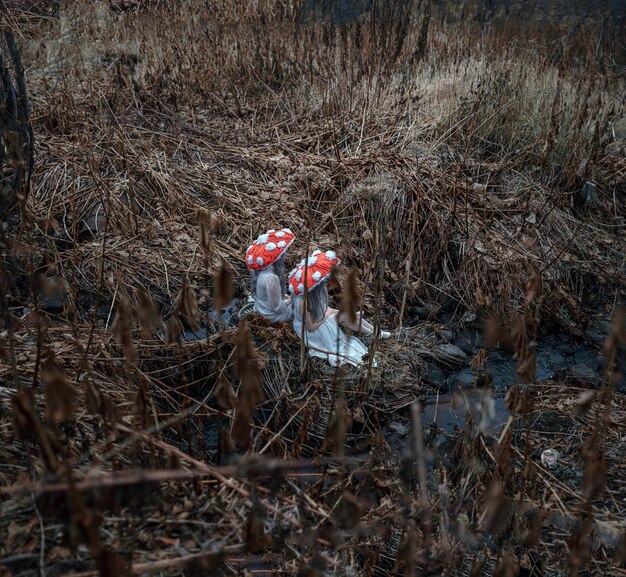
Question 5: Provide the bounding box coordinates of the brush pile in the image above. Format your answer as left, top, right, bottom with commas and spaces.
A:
1, 0, 625, 575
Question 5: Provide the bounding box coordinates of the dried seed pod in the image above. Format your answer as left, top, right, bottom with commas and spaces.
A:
184, 551, 225, 575
111, 301, 136, 364
480, 481, 512, 534
42, 352, 76, 422
85, 377, 103, 415
574, 391, 595, 416
516, 349, 536, 385
219, 428, 235, 455
197, 210, 212, 260
213, 260, 233, 311
167, 314, 182, 345
231, 324, 264, 448
177, 280, 200, 333
393, 526, 418, 575
214, 375, 237, 411
494, 547, 520, 577
339, 267, 359, 326
235, 324, 264, 407
336, 491, 364, 529
11, 389, 37, 439
245, 509, 269, 553
135, 288, 160, 339
135, 380, 151, 428
583, 457, 607, 501
484, 315, 502, 347
322, 399, 351, 457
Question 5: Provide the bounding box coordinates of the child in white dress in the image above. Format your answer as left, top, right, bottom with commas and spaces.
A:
245, 228, 296, 323
289, 250, 389, 367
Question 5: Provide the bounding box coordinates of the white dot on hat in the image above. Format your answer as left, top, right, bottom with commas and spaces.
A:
277, 240, 286, 248
275, 231, 285, 238
268, 229, 276, 233
247, 255, 253, 265
284, 228, 292, 234
295, 269, 302, 281
325, 250, 336, 260
256, 256, 264, 266
312, 249, 321, 256
307, 255, 317, 266
256, 233, 269, 245
266, 242, 277, 251
298, 283, 304, 294
312, 271, 322, 281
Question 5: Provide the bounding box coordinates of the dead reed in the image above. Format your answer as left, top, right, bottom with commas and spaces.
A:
0, 1, 624, 576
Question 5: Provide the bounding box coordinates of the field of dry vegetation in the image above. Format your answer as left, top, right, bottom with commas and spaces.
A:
1, 0, 625, 575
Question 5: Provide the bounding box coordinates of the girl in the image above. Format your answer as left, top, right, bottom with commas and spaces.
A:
245, 228, 295, 323
289, 250, 389, 367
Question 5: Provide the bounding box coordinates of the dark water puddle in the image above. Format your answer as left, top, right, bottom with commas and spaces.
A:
421, 391, 510, 436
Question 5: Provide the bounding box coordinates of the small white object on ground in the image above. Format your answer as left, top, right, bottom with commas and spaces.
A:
379, 330, 392, 340
541, 449, 559, 469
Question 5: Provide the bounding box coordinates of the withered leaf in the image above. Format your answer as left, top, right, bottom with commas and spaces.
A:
94, 546, 130, 577
42, 352, 76, 422
135, 381, 151, 429
85, 377, 102, 414
245, 509, 269, 553
85, 377, 117, 425
231, 325, 264, 449
574, 390, 595, 416
398, 456, 414, 492
231, 407, 251, 449
235, 324, 264, 409
177, 280, 200, 333
11, 390, 37, 439
505, 385, 519, 414
524, 272, 541, 306
519, 507, 546, 547
213, 260, 233, 311
393, 526, 418, 575
469, 558, 486, 577
475, 286, 491, 306
214, 376, 237, 411
336, 491, 364, 529
167, 314, 182, 344
516, 351, 536, 384
111, 301, 136, 364
339, 267, 359, 326
618, 530, 626, 566
135, 288, 160, 339
219, 428, 235, 455
471, 348, 487, 371
197, 210, 212, 258
322, 399, 351, 457
480, 481, 513, 534
183, 551, 224, 577
583, 457, 607, 501
484, 315, 502, 347
494, 548, 520, 577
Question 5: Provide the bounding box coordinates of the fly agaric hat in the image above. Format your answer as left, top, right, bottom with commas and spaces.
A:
245, 228, 296, 270
288, 250, 340, 296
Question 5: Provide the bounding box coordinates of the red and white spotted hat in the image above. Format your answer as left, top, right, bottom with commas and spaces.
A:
288, 249, 340, 296
245, 228, 296, 270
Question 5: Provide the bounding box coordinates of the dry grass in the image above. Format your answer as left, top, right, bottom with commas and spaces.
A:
0, 1, 625, 575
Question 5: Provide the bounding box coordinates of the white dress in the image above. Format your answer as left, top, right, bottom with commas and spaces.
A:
292, 296, 369, 367
253, 268, 293, 323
